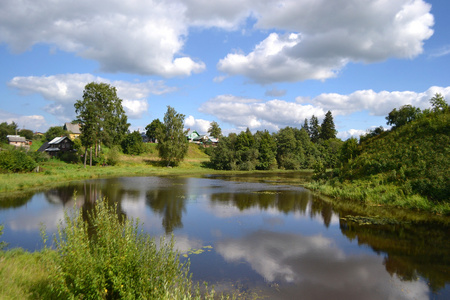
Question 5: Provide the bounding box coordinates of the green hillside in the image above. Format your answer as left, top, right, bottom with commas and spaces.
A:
341, 110, 449, 203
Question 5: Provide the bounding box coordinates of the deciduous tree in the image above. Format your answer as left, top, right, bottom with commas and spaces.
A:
75, 82, 129, 166
386, 104, 421, 129
208, 121, 222, 139
156, 106, 189, 167
145, 119, 163, 143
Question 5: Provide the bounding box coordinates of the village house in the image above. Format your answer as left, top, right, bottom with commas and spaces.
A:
7, 135, 30, 149
63, 123, 81, 140
38, 136, 75, 157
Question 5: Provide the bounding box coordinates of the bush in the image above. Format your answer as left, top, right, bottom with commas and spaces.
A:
48, 199, 205, 299
106, 146, 121, 166
0, 150, 37, 173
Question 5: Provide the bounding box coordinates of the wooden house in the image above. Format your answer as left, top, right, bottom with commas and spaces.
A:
41, 136, 75, 156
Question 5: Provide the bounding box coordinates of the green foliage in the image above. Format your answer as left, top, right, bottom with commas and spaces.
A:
319, 111, 337, 140
0, 150, 37, 173
386, 104, 421, 129
341, 109, 450, 202
207, 121, 222, 139
255, 130, 277, 170
0, 224, 8, 250
156, 106, 189, 167
430, 93, 449, 113
145, 119, 164, 143
28, 150, 50, 163
45, 126, 68, 142
121, 131, 144, 155
19, 129, 34, 140
0, 121, 18, 143
209, 135, 236, 170
59, 151, 81, 164
309, 115, 321, 143
106, 146, 121, 166
47, 199, 201, 299
75, 82, 130, 150
340, 137, 360, 163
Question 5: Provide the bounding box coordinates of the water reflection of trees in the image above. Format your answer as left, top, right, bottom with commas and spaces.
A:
0, 192, 34, 210
146, 186, 187, 234
339, 217, 450, 292
43, 180, 128, 224
209, 190, 334, 227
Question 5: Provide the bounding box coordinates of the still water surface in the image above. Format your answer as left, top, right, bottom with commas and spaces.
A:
1, 174, 449, 299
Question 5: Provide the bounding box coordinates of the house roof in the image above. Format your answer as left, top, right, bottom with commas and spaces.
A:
37, 141, 50, 152
64, 123, 81, 134
7, 135, 26, 142
48, 136, 72, 145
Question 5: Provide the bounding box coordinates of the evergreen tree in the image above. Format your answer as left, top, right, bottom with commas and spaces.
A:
309, 115, 321, 143
156, 106, 189, 167
302, 118, 310, 137
319, 111, 337, 140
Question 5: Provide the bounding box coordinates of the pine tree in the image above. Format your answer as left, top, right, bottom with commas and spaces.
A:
309, 115, 321, 143
319, 111, 337, 140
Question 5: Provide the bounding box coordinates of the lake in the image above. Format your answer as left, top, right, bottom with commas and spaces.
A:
1, 174, 449, 299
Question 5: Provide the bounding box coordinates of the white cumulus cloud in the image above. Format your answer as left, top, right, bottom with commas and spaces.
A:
199, 94, 324, 132
8, 74, 176, 121
218, 0, 434, 83
184, 116, 211, 134
0, 0, 205, 77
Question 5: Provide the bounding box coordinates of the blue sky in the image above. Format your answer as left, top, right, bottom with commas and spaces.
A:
1, 0, 449, 139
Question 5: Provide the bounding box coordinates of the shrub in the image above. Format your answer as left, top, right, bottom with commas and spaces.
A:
0, 150, 37, 173
0, 224, 8, 250
48, 199, 205, 299
106, 146, 121, 166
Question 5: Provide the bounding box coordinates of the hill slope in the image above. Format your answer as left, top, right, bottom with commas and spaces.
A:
341, 111, 450, 202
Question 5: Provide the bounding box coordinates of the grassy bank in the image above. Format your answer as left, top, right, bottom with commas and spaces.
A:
305, 178, 450, 216
0, 144, 218, 195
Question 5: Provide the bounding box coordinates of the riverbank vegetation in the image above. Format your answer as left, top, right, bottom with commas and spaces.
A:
1, 90, 448, 214
0, 200, 217, 299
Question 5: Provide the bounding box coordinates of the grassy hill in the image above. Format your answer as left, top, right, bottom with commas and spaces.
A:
307, 110, 450, 214
342, 110, 449, 202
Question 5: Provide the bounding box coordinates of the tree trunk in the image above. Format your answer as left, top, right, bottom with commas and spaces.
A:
84, 147, 88, 168
90, 146, 93, 167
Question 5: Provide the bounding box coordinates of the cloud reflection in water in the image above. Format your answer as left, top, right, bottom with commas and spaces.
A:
216, 230, 429, 299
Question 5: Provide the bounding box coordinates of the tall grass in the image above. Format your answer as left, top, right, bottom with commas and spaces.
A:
45, 198, 213, 299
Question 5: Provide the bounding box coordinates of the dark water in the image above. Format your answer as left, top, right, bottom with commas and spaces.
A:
1, 174, 449, 299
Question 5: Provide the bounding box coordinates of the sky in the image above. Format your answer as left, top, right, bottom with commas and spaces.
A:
1, 0, 450, 139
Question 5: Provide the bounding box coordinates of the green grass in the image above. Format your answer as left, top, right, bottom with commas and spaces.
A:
0, 249, 57, 299
305, 178, 450, 216
0, 200, 220, 299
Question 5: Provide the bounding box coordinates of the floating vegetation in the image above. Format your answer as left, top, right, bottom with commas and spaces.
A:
340, 215, 411, 225
252, 191, 280, 195
182, 245, 213, 258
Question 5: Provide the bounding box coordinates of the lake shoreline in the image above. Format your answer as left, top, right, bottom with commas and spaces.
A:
1, 158, 448, 219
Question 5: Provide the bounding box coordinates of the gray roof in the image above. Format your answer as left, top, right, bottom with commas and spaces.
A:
64, 123, 81, 134
7, 135, 26, 142
48, 136, 70, 145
